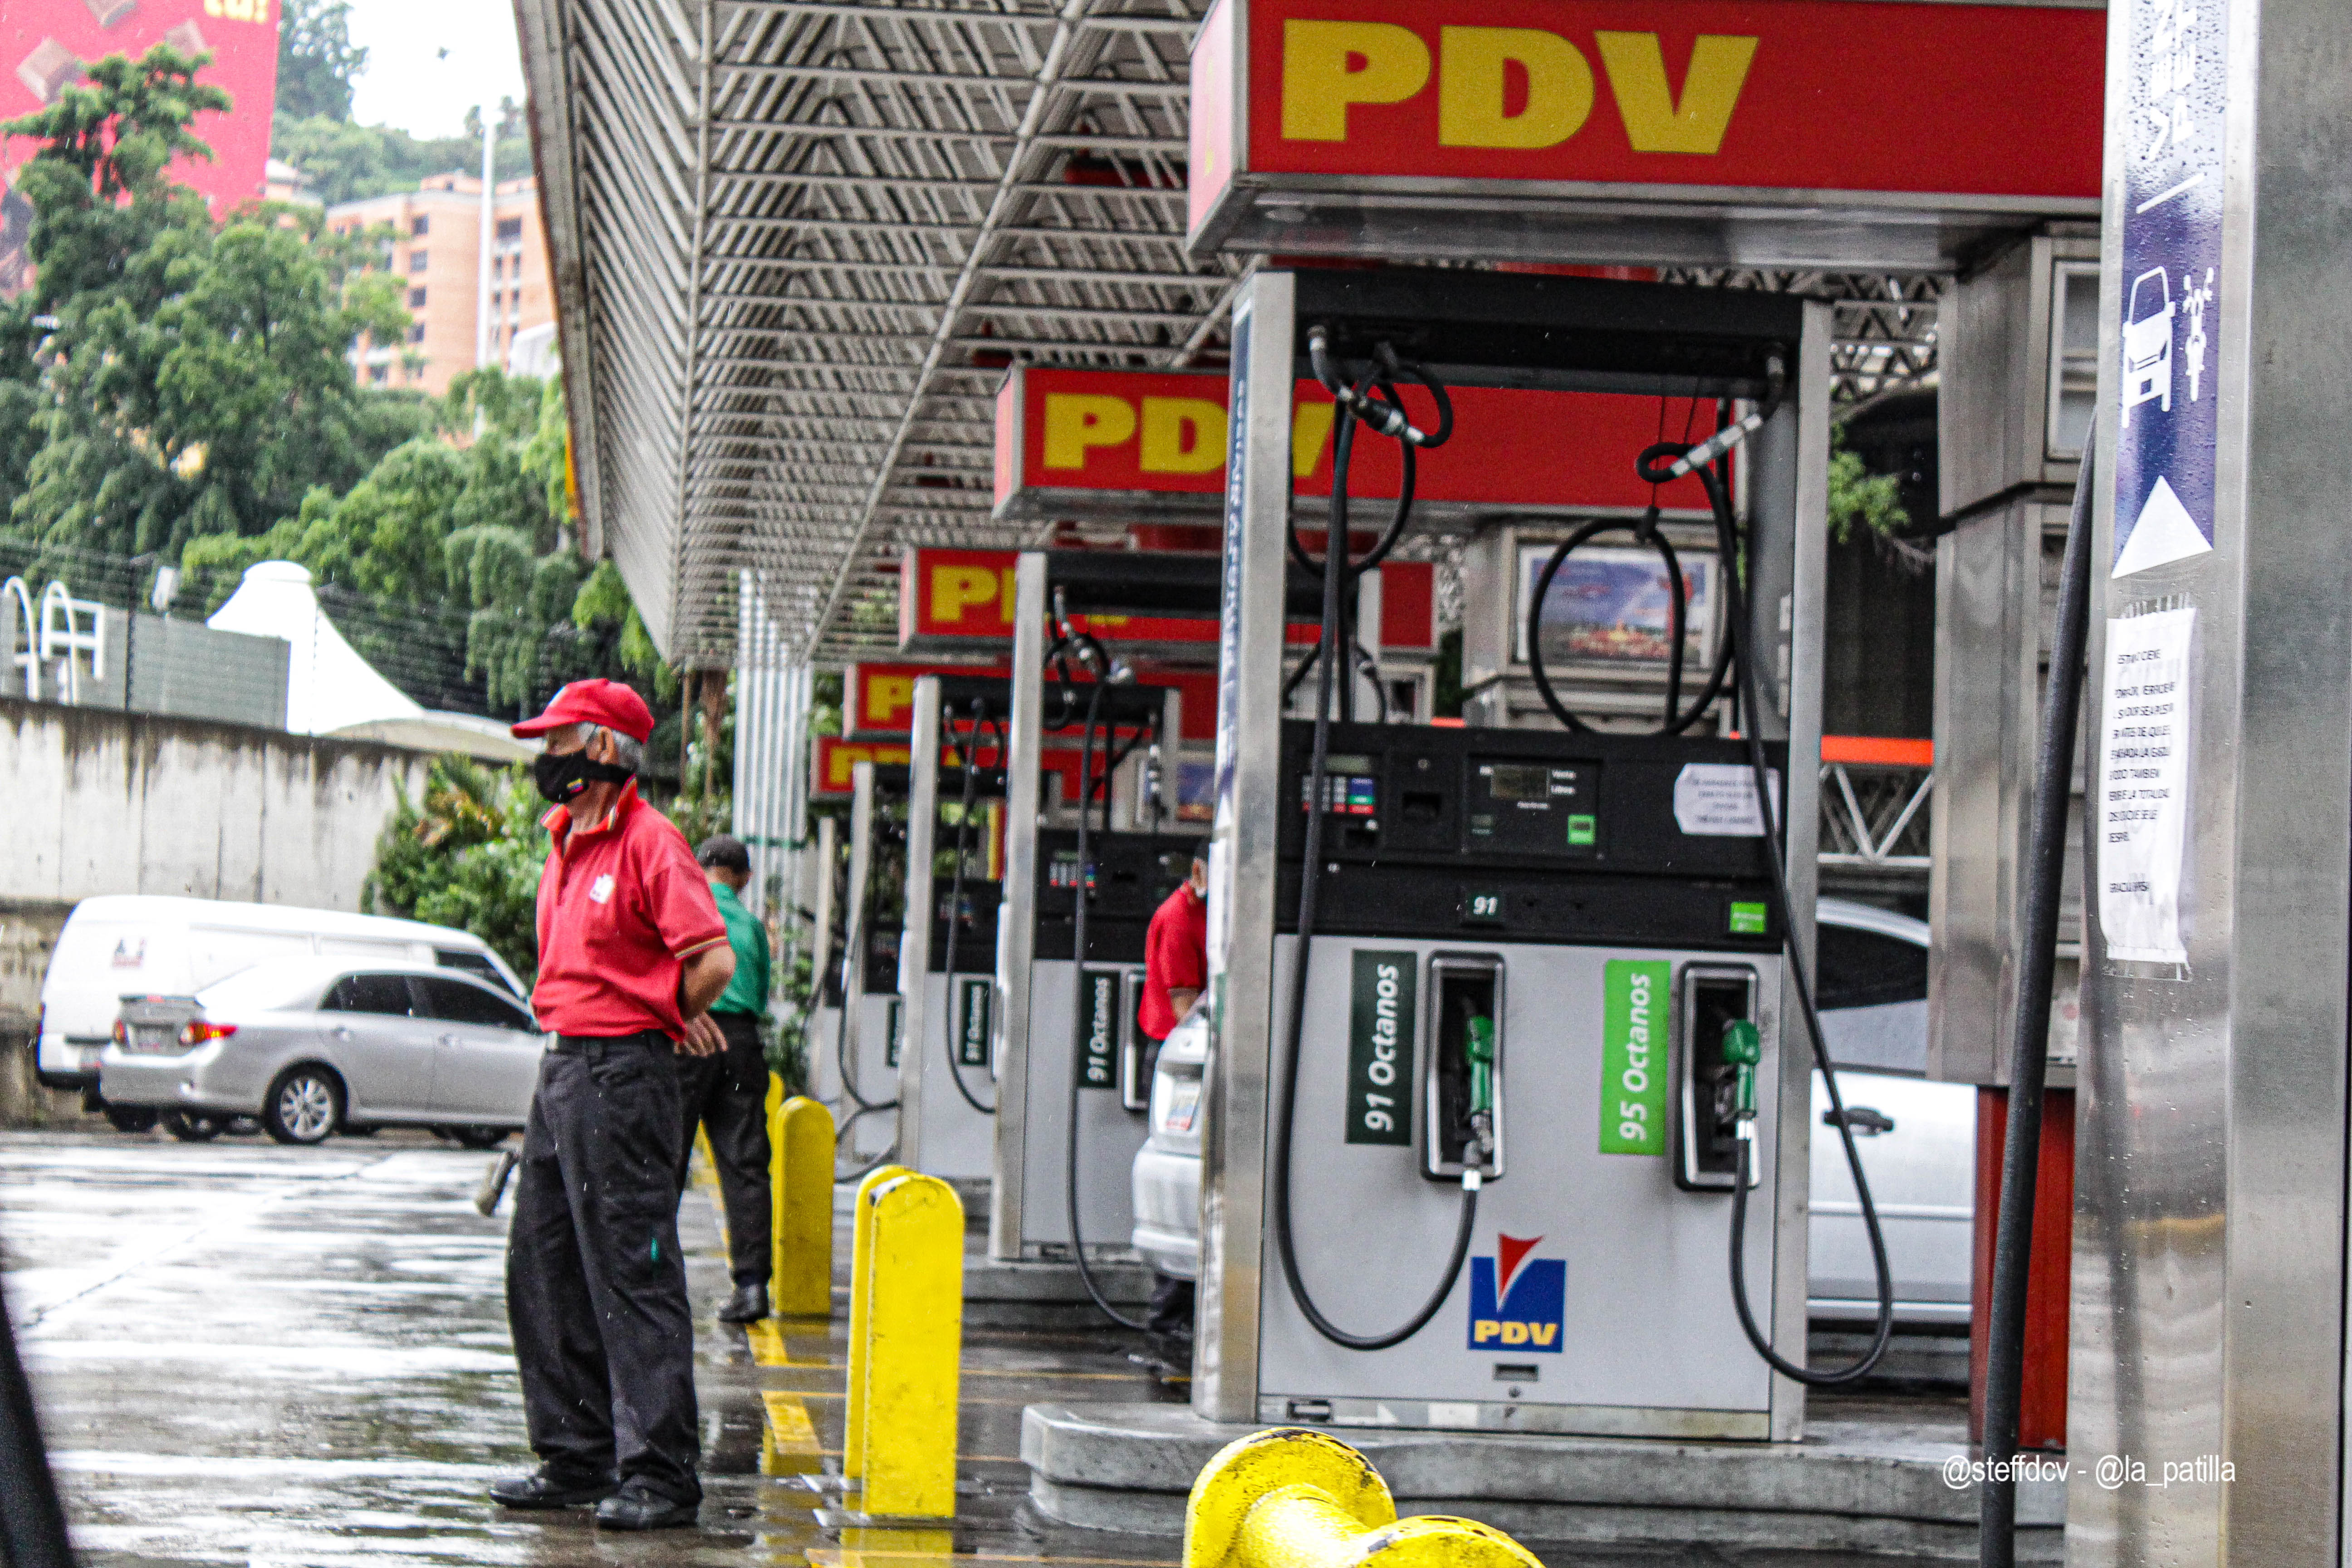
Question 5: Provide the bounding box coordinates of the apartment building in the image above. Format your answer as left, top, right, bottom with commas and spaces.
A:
323, 173, 553, 397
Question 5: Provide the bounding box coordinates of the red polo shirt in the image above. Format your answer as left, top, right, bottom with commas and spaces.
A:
532, 781, 729, 1039
1139, 881, 1207, 1042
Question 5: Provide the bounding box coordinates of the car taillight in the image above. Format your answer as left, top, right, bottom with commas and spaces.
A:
178, 1020, 237, 1046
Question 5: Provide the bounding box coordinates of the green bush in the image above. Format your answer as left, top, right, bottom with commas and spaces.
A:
363, 757, 547, 982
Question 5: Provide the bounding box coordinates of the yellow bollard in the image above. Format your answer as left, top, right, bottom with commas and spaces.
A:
770, 1093, 835, 1317
1184, 1429, 1544, 1568
843, 1163, 910, 1484
849, 1171, 964, 1519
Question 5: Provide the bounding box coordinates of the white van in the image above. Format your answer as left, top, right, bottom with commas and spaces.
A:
38, 896, 526, 1107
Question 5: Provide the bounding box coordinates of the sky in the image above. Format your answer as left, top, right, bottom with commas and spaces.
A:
342, 0, 527, 141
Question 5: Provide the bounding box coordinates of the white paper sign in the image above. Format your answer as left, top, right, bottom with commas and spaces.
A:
1673, 763, 1782, 837
2097, 608, 2195, 964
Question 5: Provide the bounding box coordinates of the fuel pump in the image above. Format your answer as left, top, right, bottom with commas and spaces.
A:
1198, 267, 1872, 1441
800, 813, 843, 1109
990, 552, 1201, 1313
894, 674, 1010, 1180
833, 759, 909, 1168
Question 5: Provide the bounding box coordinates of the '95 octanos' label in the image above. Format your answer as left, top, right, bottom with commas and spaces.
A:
1600, 960, 1669, 1155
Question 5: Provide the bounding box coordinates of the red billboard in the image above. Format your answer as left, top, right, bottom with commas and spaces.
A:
1188, 0, 2102, 248
993, 365, 1716, 522
4, 0, 280, 274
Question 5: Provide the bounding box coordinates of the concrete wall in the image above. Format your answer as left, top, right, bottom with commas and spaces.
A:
0, 699, 434, 1121
0, 697, 429, 911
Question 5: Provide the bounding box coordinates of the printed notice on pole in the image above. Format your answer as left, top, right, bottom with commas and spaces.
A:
2097, 609, 2195, 965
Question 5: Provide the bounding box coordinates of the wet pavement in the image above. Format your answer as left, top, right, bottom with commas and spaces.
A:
0, 1127, 1189, 1568
0, 1128, 1960, 1568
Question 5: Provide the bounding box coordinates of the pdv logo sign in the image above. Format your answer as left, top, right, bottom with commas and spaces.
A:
1468, 1234, 1564, 1352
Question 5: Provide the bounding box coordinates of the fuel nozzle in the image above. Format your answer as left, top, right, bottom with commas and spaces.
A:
1464, 1012, 1497, 1163
1720, 1018, 1762, 1138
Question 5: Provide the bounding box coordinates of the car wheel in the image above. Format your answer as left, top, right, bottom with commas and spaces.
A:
449, 1126, 509, 1151
263, 1068, 343, 1146
162, 1112, 225, 1142
101, 1104, 158, 1134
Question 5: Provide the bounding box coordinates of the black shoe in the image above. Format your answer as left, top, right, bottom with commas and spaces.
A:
490, 1468, 618, 1509
594, 1480, 700, 1531
717, 1282, 769, 1323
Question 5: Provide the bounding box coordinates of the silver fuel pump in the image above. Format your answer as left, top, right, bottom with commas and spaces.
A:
1197, 267, 1878, 1441
833, 759, 909, 1172
990, 554, 1198, 1307
892, 673, 1012, 1181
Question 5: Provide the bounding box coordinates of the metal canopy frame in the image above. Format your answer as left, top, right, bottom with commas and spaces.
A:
518, 0, 1950, 666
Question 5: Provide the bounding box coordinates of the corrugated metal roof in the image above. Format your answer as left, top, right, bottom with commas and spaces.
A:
515, 0, 1942, 666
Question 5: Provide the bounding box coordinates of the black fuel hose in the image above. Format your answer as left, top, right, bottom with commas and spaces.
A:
941, 696, 995, 1116
1528, 510, 1702, 734
1273, 354, 1475, 1352
1980, 431, 2095, 1568
1061, 668, 1152, 1333
1642, 444, 1895, 1385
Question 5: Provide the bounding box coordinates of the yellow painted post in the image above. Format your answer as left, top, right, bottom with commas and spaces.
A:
843, 1163, 909, 1483
771, 1093, 835, 1317
1183, 1429, 1544, 1568
767, 1073, 786, 1313
852, 1171, 964, 1519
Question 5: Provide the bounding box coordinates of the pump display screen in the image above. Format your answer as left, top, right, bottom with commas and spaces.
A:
1467, 758, 1599, 858
1486, 764, 1552, 802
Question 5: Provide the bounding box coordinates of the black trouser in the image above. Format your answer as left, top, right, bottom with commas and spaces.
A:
672, 1011, 773, 1288
506, 1033, 700, 1503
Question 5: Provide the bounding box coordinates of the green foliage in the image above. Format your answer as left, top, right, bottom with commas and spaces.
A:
3, 51, 417, 559
364, 757, 548, 981
269, 100, 529, 207
1827, 424, 1911, 545
573, 559, 664, 681
275, 0, 367, 123
808, 668, 843, 742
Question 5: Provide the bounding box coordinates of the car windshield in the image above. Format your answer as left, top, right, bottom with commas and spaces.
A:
194, 966, 331, 1016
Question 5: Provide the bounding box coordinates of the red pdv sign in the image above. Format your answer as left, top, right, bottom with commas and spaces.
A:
1186, 0, 2102, 262
993, 365, 1716, 523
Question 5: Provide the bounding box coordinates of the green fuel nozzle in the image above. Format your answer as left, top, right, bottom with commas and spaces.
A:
1464, 1013, 1496, 1165
1721, 1018, 1761, 1133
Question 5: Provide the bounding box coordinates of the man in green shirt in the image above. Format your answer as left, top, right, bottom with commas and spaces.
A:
677, 835, 775, 1323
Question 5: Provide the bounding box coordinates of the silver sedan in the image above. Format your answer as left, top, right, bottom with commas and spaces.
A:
101, 958, 545, 1146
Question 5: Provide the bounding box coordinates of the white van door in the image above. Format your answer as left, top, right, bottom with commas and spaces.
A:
188, 926, 314, 991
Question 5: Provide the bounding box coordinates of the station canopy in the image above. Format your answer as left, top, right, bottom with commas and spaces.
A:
516, 0, 1945, 668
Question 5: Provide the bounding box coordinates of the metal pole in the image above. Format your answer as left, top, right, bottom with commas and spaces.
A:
475, 112, 495, 368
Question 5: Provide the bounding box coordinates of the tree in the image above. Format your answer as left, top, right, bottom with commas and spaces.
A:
3, 48, 421, 559
270, 114, 532, 206
1827, 424, 1911, 545
276, 0, 368, 122
364, 756, 547, 980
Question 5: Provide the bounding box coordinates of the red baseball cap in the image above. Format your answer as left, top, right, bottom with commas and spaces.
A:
512, 679, 656, 742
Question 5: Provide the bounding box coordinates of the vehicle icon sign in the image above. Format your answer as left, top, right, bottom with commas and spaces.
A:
2122, 267, 2175, 427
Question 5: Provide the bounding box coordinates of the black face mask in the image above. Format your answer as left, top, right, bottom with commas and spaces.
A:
533, 749, 635, 805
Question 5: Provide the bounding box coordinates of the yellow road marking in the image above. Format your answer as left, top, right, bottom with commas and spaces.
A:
748, 1320, 838, 1366
762, 1391, 824, 1476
